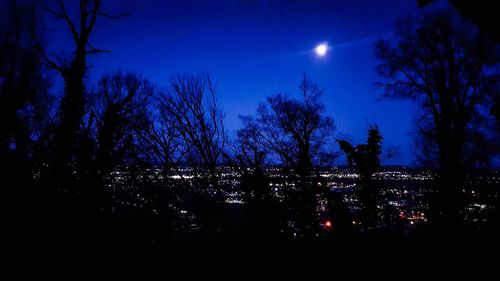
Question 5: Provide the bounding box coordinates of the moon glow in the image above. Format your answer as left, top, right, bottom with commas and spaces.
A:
315, 43, 328, 57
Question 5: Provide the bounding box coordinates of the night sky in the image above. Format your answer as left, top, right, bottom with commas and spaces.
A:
44, 0, 449, 165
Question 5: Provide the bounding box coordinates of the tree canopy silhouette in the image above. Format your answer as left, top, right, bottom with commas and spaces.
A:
75, 71, 154, 213
158, 74, 227, 192
0, 0, 52, 218
244, 74, 336, 237
375, 10, 500, 227
1, 1, 49, 165
37, 0, 127, 206
233, 115, 270, 203
255, 74, 336, 183
338, 126, 383, 226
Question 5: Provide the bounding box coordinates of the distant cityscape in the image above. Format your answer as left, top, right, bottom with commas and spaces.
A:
101, 166, 499, 236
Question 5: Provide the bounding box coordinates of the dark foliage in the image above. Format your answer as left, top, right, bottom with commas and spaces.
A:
375, 9, 500, 228
1, 1, 498, 277
338, 126, 383, 226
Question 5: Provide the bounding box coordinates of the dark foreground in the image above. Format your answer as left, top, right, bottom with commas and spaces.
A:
11, 206, 499, 280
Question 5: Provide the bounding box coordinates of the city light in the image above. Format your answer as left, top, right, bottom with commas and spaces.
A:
325, 220, 332, 228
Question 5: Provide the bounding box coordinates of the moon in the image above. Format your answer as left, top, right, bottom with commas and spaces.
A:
314, 43, 328, 57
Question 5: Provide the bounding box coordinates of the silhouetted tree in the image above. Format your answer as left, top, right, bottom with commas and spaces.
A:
338, 126, 382, 182
0, 3, 55, 270
158, 74, 227, 193
256, 74, 336, 183
157, 74, 227, 236
254, 74, 336, 237
135, 95, 190, 228
92, 71, 153, 174
418, 0, 500, 43
0, 0, 51, 207
230, 116, 283, 238
78, 71, 153, 213
234, 115, 270, 203
140, 106, 181, 174
375, 10, 500, 227
338, 126, 383, 226
37, 0, 127, 207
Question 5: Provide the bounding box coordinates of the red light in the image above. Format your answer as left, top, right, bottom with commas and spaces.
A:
399, 211, 405, 218
325, 220, 332, 228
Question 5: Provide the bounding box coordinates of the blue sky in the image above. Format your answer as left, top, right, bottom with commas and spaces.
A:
43, 0, 448, 165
